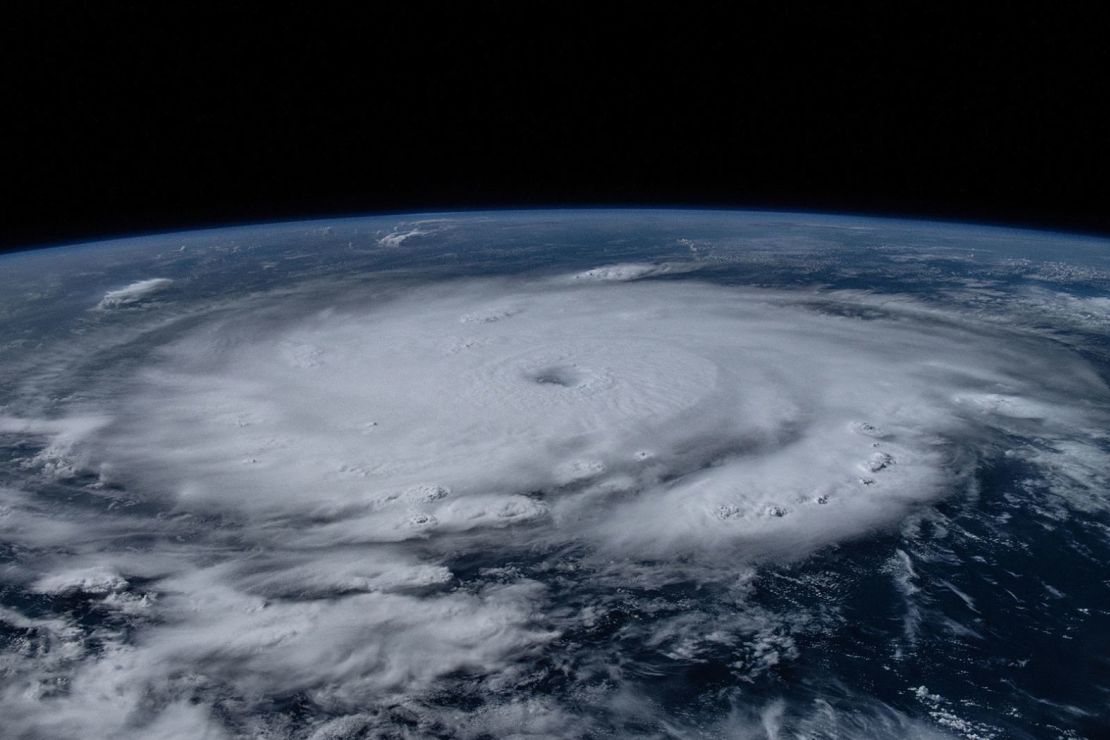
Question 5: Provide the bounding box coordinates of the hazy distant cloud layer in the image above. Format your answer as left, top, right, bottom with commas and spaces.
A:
1, 263, 1107, 738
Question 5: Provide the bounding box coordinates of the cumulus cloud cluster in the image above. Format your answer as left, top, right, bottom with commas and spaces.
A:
2, 265, 1108, 737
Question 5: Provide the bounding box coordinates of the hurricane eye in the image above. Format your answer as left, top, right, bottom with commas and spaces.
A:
528, 365, 580, 387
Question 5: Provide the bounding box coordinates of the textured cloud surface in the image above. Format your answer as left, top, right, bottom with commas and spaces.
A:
2, 238, 1109, 738
88, 280, 1103, 554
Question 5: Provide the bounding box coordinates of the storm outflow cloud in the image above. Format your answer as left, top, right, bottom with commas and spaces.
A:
2, 267, 1108, 737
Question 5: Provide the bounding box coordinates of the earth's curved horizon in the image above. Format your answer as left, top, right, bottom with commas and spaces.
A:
1, 209, 1108, 738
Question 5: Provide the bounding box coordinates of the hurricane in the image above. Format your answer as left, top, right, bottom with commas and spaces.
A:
1, 211, 1108, 738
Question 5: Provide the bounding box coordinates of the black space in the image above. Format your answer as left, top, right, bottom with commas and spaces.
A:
4, 4, 1109, 251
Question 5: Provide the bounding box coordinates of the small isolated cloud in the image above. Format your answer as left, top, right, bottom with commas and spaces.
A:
568, 262, 674, 282
559, 261, 704, 284
374, 219, 453, 248
377, 227, 427, 248
96, 278, 173, 309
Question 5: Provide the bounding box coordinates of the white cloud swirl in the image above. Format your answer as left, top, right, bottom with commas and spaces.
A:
1, 266, 1107, 737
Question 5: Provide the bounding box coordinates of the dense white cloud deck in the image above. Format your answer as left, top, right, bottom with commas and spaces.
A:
2, 256, 1108, 738
90, 277, 1100, 554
